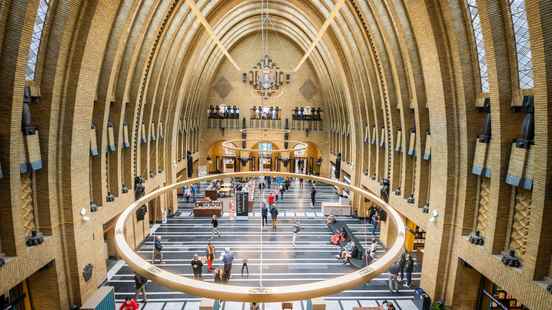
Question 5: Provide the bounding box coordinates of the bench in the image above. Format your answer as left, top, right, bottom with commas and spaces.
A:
327, 220, 369, 269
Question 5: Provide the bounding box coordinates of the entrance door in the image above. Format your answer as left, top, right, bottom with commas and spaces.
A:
295, 158, 306, 174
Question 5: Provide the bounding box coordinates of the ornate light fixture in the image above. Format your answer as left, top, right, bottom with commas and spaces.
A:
241, 0, 290, 99
244, 55, 290, 99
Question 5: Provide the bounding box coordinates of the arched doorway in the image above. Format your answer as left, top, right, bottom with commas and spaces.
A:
206, 141, 238, 173
291, 142, 321, 175
258, 142, 273, 171
294, 144, 307, 174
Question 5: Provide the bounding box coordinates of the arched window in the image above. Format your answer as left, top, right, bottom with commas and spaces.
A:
294, 144, 306, 157
466, 0, 490, 93
509, 0, 534, 89
259, 142, 272, 157
26, 0, 51, 81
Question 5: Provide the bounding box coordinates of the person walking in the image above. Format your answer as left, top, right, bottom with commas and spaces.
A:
398, 252, 407, 281
404, 254, 415, 288
270, 206, 279, 231
371, 212, 379, 236
120, 298, 139, 310
310, 186, 317, 207
368, 207, 377, 224
187, 187, 194, 203
292, 220, 301, 247
299, 178, 304, 189
241, 257, 249, 278
191, 254, 203, 280
388, 262, 401, 293
211, 215, 221, 239
267, 192, 275, 207
279, 185, 285, 201
207, 242, 215, 272
222, 248, 234, 281
191, 184, 197, 203
134, 274, 147, 303
153, 236, 163, 264
261, 203, 268, 226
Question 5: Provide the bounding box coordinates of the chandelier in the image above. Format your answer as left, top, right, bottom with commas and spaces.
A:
241, 0, 290, 99
243, 55, 290, 99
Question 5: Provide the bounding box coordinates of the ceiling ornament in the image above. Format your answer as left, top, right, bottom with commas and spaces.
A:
300, 79, 318, 100
214, 76, 232, 98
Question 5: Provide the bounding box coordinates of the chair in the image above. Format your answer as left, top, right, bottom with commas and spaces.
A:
282, 302, 293, 310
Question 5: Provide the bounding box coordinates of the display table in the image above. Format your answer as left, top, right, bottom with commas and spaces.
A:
321, 202, 351, 216
205, 190, 218, 200
193, 201, 223, 217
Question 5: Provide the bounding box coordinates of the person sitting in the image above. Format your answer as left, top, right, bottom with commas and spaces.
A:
330, 230, 345, 245
119, 298, 139, 310
337, 248, 352, 264
330, 232, 342, 245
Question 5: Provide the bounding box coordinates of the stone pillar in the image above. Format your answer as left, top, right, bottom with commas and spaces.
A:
27, 261, 62, 309
450, 260, 482, 309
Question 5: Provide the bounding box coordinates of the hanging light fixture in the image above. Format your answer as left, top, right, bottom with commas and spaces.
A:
243, 0, 290, 99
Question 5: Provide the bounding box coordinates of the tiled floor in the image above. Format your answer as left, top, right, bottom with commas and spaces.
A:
107, 179, 419, 309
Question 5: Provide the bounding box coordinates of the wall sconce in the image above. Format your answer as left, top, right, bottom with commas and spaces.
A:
80, 208, 91, 222
26, 230, 44, 247
422, 202, 430, 213
501, 249, 521, 268
90, 201, 99, 212
469, 230, 484, 245
429, 209, 439, 223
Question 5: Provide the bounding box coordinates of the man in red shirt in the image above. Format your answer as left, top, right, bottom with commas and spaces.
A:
267, 193, 275, 206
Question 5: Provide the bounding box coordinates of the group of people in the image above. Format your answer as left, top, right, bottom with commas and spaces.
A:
331, 225, 379, 266
388, 252, 416, 292
192, 246, 250, 282
261, 202, 281, 231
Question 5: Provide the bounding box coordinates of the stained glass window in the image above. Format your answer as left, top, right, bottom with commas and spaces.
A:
509, 0, 534, 89
466, 0, 490, 93
26, 0, 50, 81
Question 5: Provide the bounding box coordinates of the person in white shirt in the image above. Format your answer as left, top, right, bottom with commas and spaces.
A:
370, 238, 378, 258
